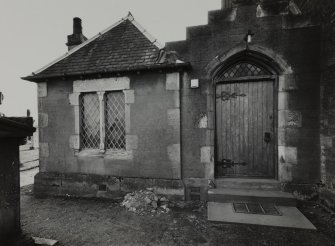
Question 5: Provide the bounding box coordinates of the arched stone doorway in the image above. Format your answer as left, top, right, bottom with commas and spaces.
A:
213, 50, 280, 179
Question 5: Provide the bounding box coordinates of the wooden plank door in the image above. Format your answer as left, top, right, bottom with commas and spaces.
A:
215, 80, 275, 178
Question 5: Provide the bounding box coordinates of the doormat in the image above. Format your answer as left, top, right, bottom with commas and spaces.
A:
233, 202, 281, 216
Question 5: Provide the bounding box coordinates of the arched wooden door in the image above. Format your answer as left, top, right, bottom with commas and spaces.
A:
215, 61, 276, 178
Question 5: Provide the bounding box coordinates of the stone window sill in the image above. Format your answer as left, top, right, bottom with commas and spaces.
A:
76, 149, 102, 157
75, 149, 133, 160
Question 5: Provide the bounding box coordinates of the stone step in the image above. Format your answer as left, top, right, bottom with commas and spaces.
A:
207, 202, 316, 230
208, 188, 296, 206
215, 178, 282, 191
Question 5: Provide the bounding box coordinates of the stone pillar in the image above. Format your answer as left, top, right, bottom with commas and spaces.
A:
37, 82, 48, 172
166, 72, 181, 179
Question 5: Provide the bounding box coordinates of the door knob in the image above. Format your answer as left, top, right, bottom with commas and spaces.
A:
264, 132, 271, 143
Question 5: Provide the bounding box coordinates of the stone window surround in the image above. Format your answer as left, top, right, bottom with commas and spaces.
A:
80, 91, 125, 151
69, 77, 137, 160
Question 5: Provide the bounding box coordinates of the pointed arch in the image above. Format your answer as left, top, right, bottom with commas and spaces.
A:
206, 44, 293, 82
214, 60, 272, 82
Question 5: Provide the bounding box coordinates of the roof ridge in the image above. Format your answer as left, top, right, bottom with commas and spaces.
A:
29, 13, 164, 77
127, 13, 163, 50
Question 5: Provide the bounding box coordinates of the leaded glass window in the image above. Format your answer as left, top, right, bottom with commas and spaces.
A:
217, 62, 271, 80
80, 93, 100, 149
79, 90, 126, 151
105, 91, 126, 150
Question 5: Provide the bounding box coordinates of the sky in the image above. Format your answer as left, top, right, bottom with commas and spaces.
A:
0, 0, 221, 122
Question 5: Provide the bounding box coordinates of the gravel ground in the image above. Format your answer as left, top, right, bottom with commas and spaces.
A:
20, 186, 335, 246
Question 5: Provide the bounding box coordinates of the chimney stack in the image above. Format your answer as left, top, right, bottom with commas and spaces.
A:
66, 17, 87, 51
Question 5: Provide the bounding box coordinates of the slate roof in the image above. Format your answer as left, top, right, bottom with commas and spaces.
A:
23, 13, 187, 82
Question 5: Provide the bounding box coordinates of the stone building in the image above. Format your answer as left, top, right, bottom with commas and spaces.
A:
23, 0, 335, 208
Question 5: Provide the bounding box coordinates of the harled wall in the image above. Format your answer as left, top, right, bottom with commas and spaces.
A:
35, 71, 184, 199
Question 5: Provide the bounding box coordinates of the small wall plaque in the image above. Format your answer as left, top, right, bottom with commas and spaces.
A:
191, 79, 199, 88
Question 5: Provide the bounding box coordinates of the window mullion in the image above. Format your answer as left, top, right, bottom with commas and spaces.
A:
97, 91, 106, 153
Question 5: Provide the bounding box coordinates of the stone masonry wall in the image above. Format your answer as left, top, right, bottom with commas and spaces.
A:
166, 2, 322, 192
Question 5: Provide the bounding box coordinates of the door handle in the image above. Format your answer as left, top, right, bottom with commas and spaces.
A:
264, 132, 271, 143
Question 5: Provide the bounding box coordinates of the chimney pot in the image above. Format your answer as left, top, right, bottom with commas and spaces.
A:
73, 17, 82, 35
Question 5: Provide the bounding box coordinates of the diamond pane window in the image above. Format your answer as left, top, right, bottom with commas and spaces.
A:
221, 62, 270, 79
105, 91, 126, 150
80, 93, 100, 149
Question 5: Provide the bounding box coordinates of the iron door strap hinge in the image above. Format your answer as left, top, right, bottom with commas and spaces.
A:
217, 159, 247, 169
216, 91, 246, 101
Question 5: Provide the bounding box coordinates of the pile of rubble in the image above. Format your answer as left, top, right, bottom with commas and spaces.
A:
121, 188, 170, 215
